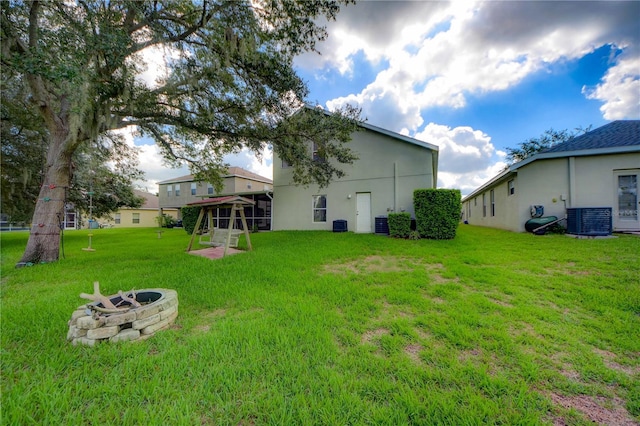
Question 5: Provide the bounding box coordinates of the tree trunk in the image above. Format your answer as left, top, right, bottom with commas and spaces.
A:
17, 128, 73, 267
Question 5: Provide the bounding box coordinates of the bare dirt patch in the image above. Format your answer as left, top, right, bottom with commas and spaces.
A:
430, 273, 459, 284
381, 300, 414, 319
594, 348, 640, 376
361, 328, 389, 345
192, 309, 227, 334
549, 393, 638, 426
322, 256, 447, 276
429, 296, 446, 304
458, 348, 482, 362
404, 344, 423, 364
488, 297, 513, 308
322, 255, 427, 275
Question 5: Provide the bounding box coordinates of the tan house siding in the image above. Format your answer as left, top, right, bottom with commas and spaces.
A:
273, 126, 438, 232
158, 169, 272, 211
462, 152, 640, 232
100, 191, 178, 228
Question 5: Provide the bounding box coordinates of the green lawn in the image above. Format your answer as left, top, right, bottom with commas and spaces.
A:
1, 226, 639, 425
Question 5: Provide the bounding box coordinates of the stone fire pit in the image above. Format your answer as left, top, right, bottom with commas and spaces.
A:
67, 284, 178, 346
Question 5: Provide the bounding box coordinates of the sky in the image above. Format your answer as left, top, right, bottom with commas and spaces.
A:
129, 1, 640, 196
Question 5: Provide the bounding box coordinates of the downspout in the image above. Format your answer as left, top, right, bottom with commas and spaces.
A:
432, 150, 439, 189
568, 156, 576, 208
394, 162, 398, 212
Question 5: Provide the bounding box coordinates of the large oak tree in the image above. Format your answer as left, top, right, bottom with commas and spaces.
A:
1, 73, 145, 227
1, 0, 361, 267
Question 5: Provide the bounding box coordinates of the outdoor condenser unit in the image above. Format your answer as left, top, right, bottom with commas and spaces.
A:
566, 207, 612, 236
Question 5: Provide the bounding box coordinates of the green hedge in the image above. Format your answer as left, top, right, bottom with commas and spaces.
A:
388, 212, 411, 238
180, 206, 201, 235
414, 189, 461, 240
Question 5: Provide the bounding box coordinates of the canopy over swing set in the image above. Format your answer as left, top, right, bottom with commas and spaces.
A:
186, 196, 255, 258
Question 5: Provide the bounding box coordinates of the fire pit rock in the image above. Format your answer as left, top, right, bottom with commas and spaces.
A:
67, 288, 178, 346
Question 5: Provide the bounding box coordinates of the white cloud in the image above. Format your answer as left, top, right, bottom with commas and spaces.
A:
416, 123, 495, 174
438, 160, 507, 197
413, 123, 501, 196
583, 52, 640, 119
317, 1, 639, 134
223, 148, 273, 181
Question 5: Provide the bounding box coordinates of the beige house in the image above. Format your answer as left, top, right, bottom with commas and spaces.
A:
100, 190, 178, 228
158, 167, 273, 230
273, 122, 439, 232
461, 120, 640, 233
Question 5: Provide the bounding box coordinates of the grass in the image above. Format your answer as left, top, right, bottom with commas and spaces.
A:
1, 226, 639, 425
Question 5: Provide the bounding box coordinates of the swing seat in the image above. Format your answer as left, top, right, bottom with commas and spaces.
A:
212, 228, 242, 248
199, 228, 242, 248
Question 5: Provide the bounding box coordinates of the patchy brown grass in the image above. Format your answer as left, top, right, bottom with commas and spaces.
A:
404, 344, 423, 364
361, 328, 388, 345
549, 393, 638, 426
192, 308, 227, 334
593, 348, 640, 376
322, 256, 447, 276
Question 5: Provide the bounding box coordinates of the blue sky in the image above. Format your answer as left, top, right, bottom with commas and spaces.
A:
133, 1, 639, 195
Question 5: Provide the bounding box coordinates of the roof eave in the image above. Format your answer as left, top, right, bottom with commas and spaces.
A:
512, 145, 640, 170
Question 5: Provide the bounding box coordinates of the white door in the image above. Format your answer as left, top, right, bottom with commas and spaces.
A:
356, 193, 372, 233
614, 170, 640, 231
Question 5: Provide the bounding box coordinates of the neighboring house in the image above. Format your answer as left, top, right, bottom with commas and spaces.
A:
272, 121, 439, 232
461, 120, 640, 233
158, 167, 273, 230
100, 190, 178, 228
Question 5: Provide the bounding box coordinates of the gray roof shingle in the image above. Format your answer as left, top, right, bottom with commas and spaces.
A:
541, 120, 640, 153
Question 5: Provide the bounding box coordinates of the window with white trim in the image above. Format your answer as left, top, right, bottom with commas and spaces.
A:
191, 183, 197, 195
167, 185, 172, 196
490, 190, 495, 216
312, 142, 325, 162
508, 179, 515, 196
132, 213, 140, 224
115, 213, 121, 224
482, 194, 487, 217
207, 183, 214, 195
312, 195, 327, 223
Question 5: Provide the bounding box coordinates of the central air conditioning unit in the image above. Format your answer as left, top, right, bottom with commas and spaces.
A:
566, 207, 612, 236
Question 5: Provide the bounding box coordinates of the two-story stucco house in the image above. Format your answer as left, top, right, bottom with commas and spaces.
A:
158, 167, 273, 230
461, 120, 640, 233
272, 122, 439, 232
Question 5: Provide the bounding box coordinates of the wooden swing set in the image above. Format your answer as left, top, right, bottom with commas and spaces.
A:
186, 196, 255, 257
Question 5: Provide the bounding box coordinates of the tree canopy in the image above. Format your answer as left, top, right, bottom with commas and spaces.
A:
505, 126, 591, 165
1, 0, 361, 265
1, 73, 144, 224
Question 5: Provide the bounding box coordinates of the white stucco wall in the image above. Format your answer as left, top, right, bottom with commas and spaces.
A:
462, 152, 640, 232
273, 128, 437, 231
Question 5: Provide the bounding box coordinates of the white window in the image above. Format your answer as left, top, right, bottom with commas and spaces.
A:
115, 213, 121, 224
312, 195, 327, 223
490, 190, 495, 217
482, 194, 487, 217
191, 183, 197, 195
175, 184, 180, 196
132, 213, 140, 224
508, 179, 515, 196
312, 142, 324, 162
207, 183, 214, 195
167, 185, 172, 196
